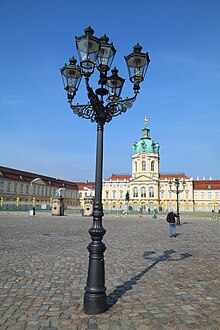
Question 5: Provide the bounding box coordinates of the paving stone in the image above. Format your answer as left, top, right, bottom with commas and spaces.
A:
0, 214, 220, 329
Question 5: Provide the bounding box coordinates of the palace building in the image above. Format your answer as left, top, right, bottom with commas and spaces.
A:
0, 166, 79, 211
0, 119, 220, 213
101, 119, 219, 213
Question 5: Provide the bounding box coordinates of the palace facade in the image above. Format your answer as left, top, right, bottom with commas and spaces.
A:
0, 166, 79, 211
1, 120, 220, 212
78, 120, 220, 213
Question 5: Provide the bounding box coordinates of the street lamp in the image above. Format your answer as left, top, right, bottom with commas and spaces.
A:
60, 26, 150, 315
169, 178, 186, 226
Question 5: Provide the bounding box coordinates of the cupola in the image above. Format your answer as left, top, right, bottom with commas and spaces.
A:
132, 117, 160, 155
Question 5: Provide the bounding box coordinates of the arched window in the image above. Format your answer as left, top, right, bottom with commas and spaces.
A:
149, 186, 154, 198
106, 191, 109, 199
151, 161, 155, 172
141, 186, 146, 198
133, 187, 138, 198
135, 161, 137, 172
142, 161, 146, 171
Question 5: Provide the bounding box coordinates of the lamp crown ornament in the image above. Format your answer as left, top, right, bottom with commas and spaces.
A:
133, 43, 142, 52
100, 34, 109, 43
84, 26, 94, 36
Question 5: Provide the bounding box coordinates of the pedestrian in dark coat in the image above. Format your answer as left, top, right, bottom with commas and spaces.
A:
166, 211, 178, 237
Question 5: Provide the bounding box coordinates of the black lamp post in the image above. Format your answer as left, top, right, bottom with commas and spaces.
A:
169, 178, 186, 226
60, 26, 150, 315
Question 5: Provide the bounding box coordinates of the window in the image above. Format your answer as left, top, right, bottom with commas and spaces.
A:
208, 192, 212, 199
0, 182, 4, 192
112, 190, 116, 199
185, 190, 189, 199
106, 191, 109, 199
141, 186, 146, 198
194, 192, 198, 199
215, 192, 219, 199
14, 183, 18, 193
168, 191, 172, 199
120, 190, 123, 199
20, 184, 24, 193
133, 187, 138, 198
7, 182, 12, 192
37, 185, 40, 195
201, 192, 204, 199
160, 191, 164, 199
42, 186, 45, 195
149, 186, 154, 198
33, 185, 36, 194
151, 161, 155, 172
142, 161, 146, 171
26, 185, 29, 194
135, 162, 137, 172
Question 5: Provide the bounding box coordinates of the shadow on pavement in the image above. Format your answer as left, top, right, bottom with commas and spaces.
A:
107, 249, 192, 308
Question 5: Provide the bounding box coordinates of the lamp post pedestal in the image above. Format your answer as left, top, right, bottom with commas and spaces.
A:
84, 122, 107, 314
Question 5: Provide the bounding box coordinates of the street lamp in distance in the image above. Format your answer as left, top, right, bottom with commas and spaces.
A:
169, 178, 186, 226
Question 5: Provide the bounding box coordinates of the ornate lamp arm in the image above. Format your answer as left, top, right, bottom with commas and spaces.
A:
170, 189, 184, 194
105, 91, 138, 118
69, 102, 96, 122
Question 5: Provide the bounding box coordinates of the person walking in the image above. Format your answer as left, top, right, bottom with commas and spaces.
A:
166, 211, 178, 237
152, 209, 157, 219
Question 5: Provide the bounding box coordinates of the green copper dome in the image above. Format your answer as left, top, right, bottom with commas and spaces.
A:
132, 119, 160, 155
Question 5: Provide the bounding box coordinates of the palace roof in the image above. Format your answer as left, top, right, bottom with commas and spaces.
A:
0, 166, 78, 189
159, 173, 189, 179
75, 181, 95, 190
194, 180, 220, 190
105, 174, 132, 181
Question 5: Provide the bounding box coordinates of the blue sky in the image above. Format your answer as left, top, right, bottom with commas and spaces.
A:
0, 0, 220, 181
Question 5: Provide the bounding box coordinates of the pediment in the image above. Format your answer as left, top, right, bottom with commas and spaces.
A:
31, 178, 46, 185
130, 174, 159, 183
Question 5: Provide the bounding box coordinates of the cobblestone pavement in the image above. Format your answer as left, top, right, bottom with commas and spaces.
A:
0, 213, 219, 330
